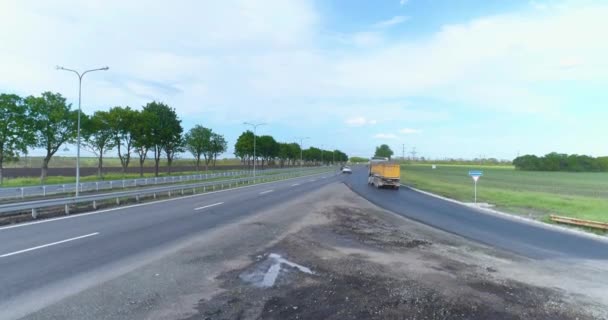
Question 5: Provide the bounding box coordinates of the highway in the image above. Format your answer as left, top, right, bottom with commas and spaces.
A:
1, 166, 607, 318
0, 171, 341, 318
344, 167, 608, 260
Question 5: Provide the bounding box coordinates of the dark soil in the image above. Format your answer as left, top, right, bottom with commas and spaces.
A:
179, 205, 596, 320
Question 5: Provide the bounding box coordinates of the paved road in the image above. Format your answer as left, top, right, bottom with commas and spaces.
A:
2, 166, 608, 319
0, 171, 342, 319
345, 167, 608, 260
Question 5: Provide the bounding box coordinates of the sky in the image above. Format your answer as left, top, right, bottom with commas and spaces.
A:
1, 0, 607, 160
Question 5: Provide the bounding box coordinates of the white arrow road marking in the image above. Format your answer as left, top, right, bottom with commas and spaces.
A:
194, 202, 224, 211
0, 232, 100, 258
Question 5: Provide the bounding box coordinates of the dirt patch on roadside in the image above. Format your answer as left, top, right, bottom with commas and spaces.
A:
180, 185, 605, 320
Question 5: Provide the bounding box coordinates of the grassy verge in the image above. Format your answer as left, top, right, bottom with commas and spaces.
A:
1, 170, 238, 188
402, 164, 608, 226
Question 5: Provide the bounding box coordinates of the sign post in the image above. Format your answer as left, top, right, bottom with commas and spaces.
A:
468, 170, 483, 204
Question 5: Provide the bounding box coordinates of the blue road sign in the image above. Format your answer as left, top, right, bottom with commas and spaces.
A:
468, 170, 483, 177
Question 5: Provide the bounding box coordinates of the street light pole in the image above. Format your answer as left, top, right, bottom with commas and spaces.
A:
57, 65, 109, 197
243, 122, 266, 178
294, 136, 310, 171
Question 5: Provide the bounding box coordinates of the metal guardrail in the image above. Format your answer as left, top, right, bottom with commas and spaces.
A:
0, 168, 336, 218
0, 167, 307, 201
550, 214, 608, 231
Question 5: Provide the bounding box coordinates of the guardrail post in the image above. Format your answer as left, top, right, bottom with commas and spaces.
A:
116, 198, 120, 205
110, 181, 113, 189
96, 182, 99, 191
62, 184, 66, 193
181, 189, 184, 195
123, 180, 126, 188
153, 193, 157, 199
192, 187, 195, 194
136, 195, 140, 202
203, 186, 206, 192
43, 186, 46, 197
31, 208, 38, 219
168, 190, 171, 197
65, 204, 70, 215
21, 188, 24, 199
93, 200, 97, 210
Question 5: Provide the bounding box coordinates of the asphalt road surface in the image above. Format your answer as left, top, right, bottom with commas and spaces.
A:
0, 171, 341, 319
344, 166, 608, 260
2, 166, 607, 319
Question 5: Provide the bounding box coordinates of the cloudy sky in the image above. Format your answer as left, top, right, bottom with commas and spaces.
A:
1, 0, 607, 159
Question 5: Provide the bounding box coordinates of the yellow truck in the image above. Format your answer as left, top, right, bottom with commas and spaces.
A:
368, 158, 401, 189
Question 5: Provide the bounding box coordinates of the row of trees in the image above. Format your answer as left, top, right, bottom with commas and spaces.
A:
233, 131, 348, 168
0, 91, 230, 184
513, 153, 608, 172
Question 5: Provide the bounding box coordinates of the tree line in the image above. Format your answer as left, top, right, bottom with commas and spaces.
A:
0, 91, 227, 184
1, 91, 348, 184
233, 131, 348, 168
513, 153, 608, 172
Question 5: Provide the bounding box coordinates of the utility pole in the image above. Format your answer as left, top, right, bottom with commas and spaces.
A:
410, 147, 417, 161
402, 144, 405, 161
294, 136, 310, 171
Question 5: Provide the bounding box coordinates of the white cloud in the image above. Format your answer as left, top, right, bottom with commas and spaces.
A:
350, 32, 384, 47
372, 15, 409, 28
400, 0, 409, 6
374, 133, 398, 139
399, 128, 421, 134
345, 116, 378, 126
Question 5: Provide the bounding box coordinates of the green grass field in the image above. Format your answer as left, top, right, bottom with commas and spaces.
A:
402, 164, 608, 225
4, 156, 243, 168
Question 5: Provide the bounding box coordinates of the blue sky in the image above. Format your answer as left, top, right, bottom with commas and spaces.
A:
1, 0, 607, 160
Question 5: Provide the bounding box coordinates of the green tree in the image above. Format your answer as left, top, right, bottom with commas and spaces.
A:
131, 110, 155, 177
374, 144, 394, 159
164, 136, 184, 175
108, 106, 137, 173
287, 143, 301, 166
257, 135, 278, 168
184, 125, 212, 171
142, 101, 183, 176
234, 130, 254, 167
0, 94, 35, 184
208, 133, 227, 168
277, 143, 290, 167
27, 92, 77, 181
82, 111, 117, 178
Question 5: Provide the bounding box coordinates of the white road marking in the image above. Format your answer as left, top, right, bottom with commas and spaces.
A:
290, 183, 300, 187
0, 232, 99, 258
321, 176, 327, 179
259, 190, 274, 195
0, 172, 331, 232
194, 202, 224, 211
309, 179, 316, 182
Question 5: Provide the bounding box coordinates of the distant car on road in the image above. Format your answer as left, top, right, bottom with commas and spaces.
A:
342, 166, 352, 174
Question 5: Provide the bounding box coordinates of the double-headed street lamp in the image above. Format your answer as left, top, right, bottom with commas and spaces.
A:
57, 65, 109, 197
243, 122, 266, 178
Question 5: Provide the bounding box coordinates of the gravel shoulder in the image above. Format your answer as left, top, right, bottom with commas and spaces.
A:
24, 183, 608, 320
